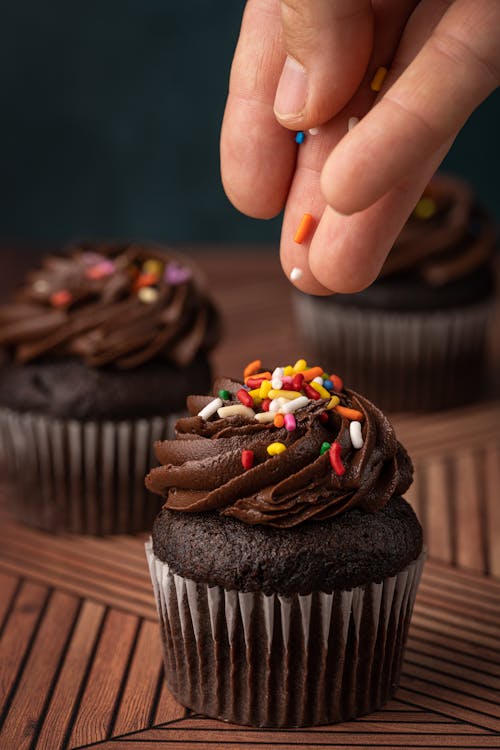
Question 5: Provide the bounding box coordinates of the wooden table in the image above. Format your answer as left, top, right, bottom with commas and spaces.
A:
1, 248, 500, 749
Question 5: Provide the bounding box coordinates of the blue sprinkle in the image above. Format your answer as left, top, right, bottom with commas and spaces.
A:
323, 379, 333, 391
295, 131, 305, 144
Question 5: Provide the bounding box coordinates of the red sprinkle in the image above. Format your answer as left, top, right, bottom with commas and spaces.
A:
237, 388, 254, 408
261, 398, 271, 412
331, 374, 343, 392
241, 450, 254, 470
292, 373, 304, 391
134, 272, 159, 290
318, 411, 329, 424
282, 376, 294, 390
246, 376, 267, 389
303, 383, 320, 400
50, 290, 72, 308
329, 442, 346, 476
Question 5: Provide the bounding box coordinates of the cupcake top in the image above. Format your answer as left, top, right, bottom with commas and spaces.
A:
146, 358, 413, 528
381, 173, 496, 286
0, 242, 220, 369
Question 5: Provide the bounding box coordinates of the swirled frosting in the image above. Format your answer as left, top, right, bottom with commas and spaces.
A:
0, 242, 219, 368
146, 365, 413, 528
380, 173, 496, 286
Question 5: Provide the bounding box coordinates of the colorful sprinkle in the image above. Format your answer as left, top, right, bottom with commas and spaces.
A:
138, 287, 159, 304
164, 262, 192, 285
281, 395, 309, 413
327, 396, 340, 410
292, 373, 304, 391
218, 389, 230, 400
255, 411, 275, 423
290, 267, 303, 282
330, 374, 343, 392
414, 196, 437, 220
335, 405, 364, 422
350, 420, 364, 449
320, 441, 331, 455
283, 365, 294, 376
293, 359, 307, 372
370, 66, 388, 92
329, 442, 346, 475
143, 259, 163, 276
295, 131, 305, 144
259, 380, 273, 399
294, 213, 314, 244
309, 381, 331, 399
198, 397, 223, 421
284, 413, 296, 431
241, 449, 254, 470
237, 388, 254, 408
261, 398, 271, 412
245, 371, 271, 386
267, 442, 287, 456
302, 366, 324, 381
303, 383, 321, 400
273, 413, 285, 428
318, 411, 329, 424
50, 290, 72, 308
217, 405, 255, 419
268, 389, 302, 400
135, 272, 159, 290
323, 379, 333, 390
85, 260, 116, 280
348, 116, 359, 131
244, 359, 262, 379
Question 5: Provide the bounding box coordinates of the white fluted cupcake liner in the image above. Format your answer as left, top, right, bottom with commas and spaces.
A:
0, 408, 180, 534
146, 541, 425, 727
294, 295, 493, 411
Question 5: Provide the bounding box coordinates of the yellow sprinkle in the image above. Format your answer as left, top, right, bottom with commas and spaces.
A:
143, 259, 163, 275
414, 196, 437, 220
283, 365, 294, 376
267, 442, 287, 456
370, 66, 388, 92
259, 380, 272, 399
268, 389, 303, 400
138, 287, 159, 304
293, 358, 307, 372
248, 389, 262, 405
327, 396, 340, 410
310, 381, 331, 400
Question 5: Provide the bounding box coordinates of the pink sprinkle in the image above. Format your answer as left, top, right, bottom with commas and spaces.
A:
165, 262, 192, 285
85, 260, 116, 279
284, 413, 296, 431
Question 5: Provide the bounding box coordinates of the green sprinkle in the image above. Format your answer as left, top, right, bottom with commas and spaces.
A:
218, 389, 230, 400
322, 372, 329, 380
320, 442, 331, 455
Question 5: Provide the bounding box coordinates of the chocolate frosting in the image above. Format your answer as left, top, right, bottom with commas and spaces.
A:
381, 174, 496, 286
146, 377, 413, 528
0, 242, 220, 368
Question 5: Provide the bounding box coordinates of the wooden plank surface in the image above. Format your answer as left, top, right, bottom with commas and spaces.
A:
0, 248, 499, 748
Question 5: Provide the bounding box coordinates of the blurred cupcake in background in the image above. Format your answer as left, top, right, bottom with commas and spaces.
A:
0, 241, 220, 534
295, 173, 497, 412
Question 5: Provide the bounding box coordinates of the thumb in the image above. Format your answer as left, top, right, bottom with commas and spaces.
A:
274, 0, 374, 129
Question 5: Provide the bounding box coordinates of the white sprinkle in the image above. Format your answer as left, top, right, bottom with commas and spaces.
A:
272, 366, 284, 379
198, 397, 223, 421
290, 267, 303, 282
269, 397, 287, 413
138, 287, 159, 304
308, 127, 319, 135
348, 116, 359, 131
312, 376, 324, 385
217, 405, 255, 419
271, 378, 283, 390
281, 395, 309, 414
350, 420, 364, 449
254, 412, 275, 423
33, 279, 50, 294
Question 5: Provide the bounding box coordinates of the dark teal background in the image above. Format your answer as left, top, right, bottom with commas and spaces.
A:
1, 1, 498, 245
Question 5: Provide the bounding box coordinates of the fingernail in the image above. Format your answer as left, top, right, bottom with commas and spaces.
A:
274, 56, 307, 119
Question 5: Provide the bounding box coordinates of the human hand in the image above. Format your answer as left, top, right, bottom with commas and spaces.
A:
220, 0, 500, 295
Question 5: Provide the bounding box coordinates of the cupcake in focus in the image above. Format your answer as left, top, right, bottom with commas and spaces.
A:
146, 358, 424, 727
0, 241, 220, 534
295, 174, 497, 411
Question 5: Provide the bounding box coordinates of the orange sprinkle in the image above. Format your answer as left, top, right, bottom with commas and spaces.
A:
243, 359, 262, 379
273, 413, 285, 428
245, 371, 271, 385
370, 66, 388, 92
50, 290, 72, 308
134, 272, 159, 290
302, 366, 324, 382
334, 405, 364, 422
294, 213, 314, 244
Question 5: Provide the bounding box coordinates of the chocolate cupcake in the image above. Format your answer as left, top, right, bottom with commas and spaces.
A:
295, 173, 497, 411
0, 241, 220, 534
145, 358, 424, 727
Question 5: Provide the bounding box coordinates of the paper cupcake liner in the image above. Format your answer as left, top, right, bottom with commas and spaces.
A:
146, 541, 425, 727
0, 407, 180, 534
294, 295, 493, 411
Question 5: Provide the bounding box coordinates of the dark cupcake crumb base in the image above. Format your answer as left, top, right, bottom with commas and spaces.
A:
152, 496, 423, 595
